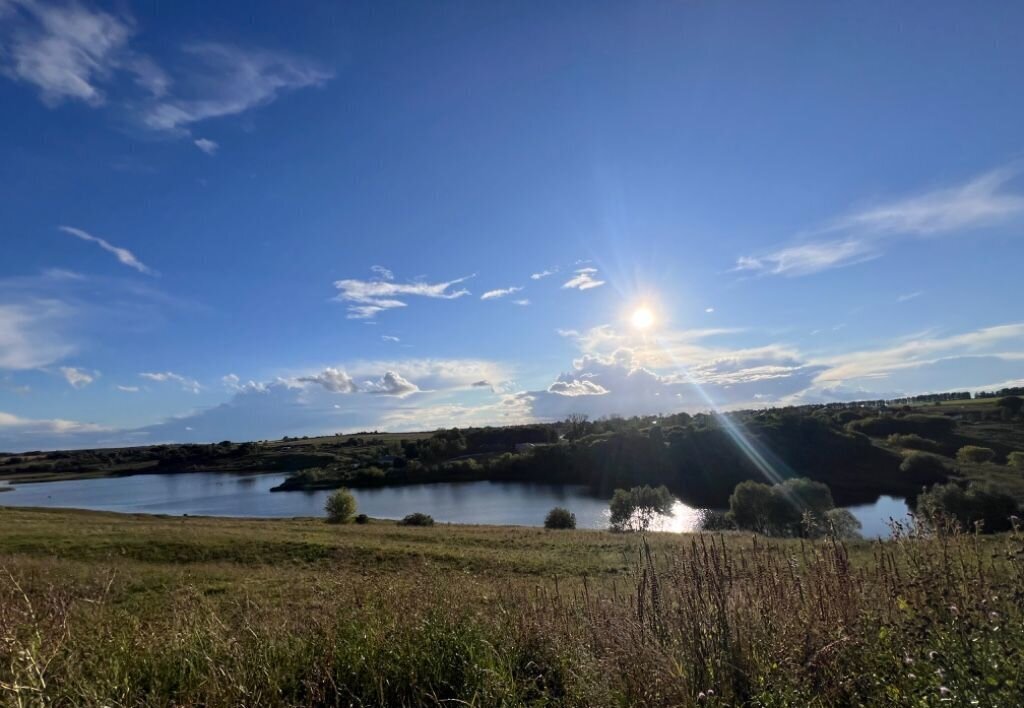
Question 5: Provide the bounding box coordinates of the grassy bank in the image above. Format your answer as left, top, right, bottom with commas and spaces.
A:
2, 508, 1022, 706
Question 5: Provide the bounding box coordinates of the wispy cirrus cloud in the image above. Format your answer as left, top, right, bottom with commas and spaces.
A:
333, 270, 472, 319
141, 42, 331, 133
0, 410, 106, 436
60, 226, 154, 275
735, 238, 879, 277
140, 371, 201, 393
814, 323, 1024, 384
530, 268, 557, 280
562, 267, 605, 291
0, 0, 142, 106
0, 1, 329, 141
737, 168, 1024, 277
0, 300, 75, 369
480, 286, 522, 300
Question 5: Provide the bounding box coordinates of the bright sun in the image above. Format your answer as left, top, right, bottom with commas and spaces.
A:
631, 306, 655, 330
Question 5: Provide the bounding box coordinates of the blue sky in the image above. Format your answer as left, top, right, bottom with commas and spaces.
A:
2, 0, 1024, 450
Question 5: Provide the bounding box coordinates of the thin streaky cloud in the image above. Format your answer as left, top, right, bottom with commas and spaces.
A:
42, 268, 86, 281
142, 43, 332, 133
897, 291, 923, 303
116, 385, 140, 392
60, 226, 154, 275
512, 299, 530, 306
828, 168, 1024, 237
562, 267, 605, 291
735, 238, 879, 277
737, 168, 1024, 277
139, 371, 201, 393
480, 286, 522, 300
333, 270, 473, 319
530, 268, 557, 280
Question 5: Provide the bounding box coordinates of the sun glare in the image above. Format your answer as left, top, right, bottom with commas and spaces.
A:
631, 306, 655, 330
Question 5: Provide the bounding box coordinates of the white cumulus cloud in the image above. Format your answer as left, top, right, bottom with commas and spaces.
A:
363, 370, 419, 397
296, 367, 357, 393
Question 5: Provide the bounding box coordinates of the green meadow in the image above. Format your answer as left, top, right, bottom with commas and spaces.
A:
2, 507, 1022, 706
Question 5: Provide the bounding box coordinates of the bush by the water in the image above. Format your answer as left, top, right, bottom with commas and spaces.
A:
355, 513, 369, 524
325, 488, 357, 523
957, 445, 996, 464
1010, 451, 1024, 470
727, 477, 860, 538
544, 506, 576, 530
609, 485, 674, 532
917, 481, 1020, 532
399, 512, 435, 526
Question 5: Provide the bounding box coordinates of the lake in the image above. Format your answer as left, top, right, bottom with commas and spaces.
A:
0, 472, 910, 537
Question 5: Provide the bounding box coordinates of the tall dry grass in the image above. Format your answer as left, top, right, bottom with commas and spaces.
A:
2, 522, 1023, 706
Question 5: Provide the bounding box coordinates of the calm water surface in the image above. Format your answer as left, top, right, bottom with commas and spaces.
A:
0, 473, 909, 537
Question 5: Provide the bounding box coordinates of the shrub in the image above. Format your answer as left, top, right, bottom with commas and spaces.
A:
728, 480, 789, 534
354, 513, 369, 524
609, 485, 674, 532
917, 482, 1020, 532
399, 512, 435, 526
697, 509, 735, 531
325, 488, 357, 524
848, 414, 955, 439
997, 395, 1023, 416
899, 451, 953, 482
957, 445, 996, 464
727, 477, 837, 537
1009, 451, 1024, 470
823, 508, 863, 539
543, 507, 576, 530
886, 433, 943, 453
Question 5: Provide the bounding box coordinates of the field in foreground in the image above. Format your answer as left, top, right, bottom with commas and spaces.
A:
2, 509, 1023, 706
